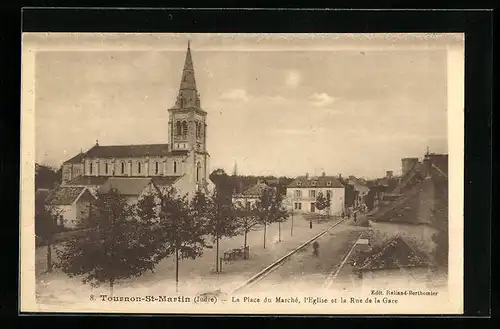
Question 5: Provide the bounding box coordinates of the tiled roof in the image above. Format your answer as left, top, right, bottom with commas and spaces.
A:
98, 177, 152, 196
46, 186, 87, 205
370, 177, 433, 225
241, 182, 273, 197
66, 176, 109, 186
152, 175, 183, 186
64, 152, 85, 164
348, 178, 370, 193
85, 144, 171, 158
288, 176, 344, 188
355, 236, 430, 271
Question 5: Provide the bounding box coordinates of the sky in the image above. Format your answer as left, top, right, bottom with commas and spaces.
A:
26, 33, 461, 179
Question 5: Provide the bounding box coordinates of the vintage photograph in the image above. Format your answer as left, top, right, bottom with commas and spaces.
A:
21, 33, 464, 314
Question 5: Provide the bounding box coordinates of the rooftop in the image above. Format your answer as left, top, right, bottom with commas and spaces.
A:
63, 152, 86, 164
66, 176, 109, 186
84, 143, 173, 158
151, 175, 183, 187
46, 186, 89, 206
287, 175, 344, 188
238, 181, 274, 198
354, 235, 430, 271
98, 177, 153, 196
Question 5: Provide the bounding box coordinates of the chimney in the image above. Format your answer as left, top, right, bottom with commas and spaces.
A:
386, 170, 393, 178
305, 173, 309, 179
338, 173, 342, 179
322, 172, 326, 177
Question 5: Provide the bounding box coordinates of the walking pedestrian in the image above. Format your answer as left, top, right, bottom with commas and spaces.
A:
309, 220, 312, 229
312, 241, 319, 257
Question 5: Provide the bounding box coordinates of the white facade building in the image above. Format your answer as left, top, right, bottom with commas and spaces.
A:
285, 173, 346, 216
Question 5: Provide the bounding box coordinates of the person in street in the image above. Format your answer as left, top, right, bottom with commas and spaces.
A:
312, 241, 319, 257
354, 211, 357, 223
309, 220, 312, 229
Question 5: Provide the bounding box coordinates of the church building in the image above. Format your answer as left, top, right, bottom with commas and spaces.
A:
61, 42, 212, 200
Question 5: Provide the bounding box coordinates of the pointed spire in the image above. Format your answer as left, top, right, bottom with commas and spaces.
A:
232, 161, 238, 176
175, 41, 200, 109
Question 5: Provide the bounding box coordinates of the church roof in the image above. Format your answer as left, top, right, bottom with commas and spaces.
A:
84, 144, 171, 158
66, 176, 109, 186
64, 152, 85, 164
152, 176, 183, 186
98, 177, 153, 196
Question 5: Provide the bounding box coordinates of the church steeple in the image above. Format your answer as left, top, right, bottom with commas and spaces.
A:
175, 41, 200, 109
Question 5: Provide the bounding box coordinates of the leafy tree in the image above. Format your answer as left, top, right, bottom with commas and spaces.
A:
234, 198, 260, 259
204, 188, 238, 273
56, 188, 161, 295
35, 195, 62, 273
315, 192, 332, 222
153, 188, 209, 292
255, 187, 289, 248
269, 192, 289, 243
35, 163, 60, 190
209, 169, 233, 199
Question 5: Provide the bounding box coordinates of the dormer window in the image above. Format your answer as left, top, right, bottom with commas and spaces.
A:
297, 181, 302, 187
312, 181, 317, 186
327, 181, 332, 186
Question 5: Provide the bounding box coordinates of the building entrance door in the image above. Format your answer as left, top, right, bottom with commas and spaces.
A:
310, 202, 316, 213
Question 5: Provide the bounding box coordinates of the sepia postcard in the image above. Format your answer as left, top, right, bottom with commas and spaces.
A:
20, 32, 464, 314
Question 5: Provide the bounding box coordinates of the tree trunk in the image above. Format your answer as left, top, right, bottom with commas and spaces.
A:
244, 229, 248, 260
215, 236, 220, 273
263, 223, 267, 249
110, 278, 114, 297
290, 212, 294, 236
46, 239, 53, 273
175, 245, 179, 292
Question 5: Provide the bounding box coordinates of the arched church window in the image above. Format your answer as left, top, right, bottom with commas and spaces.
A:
174, 161, 177, 174
176, 121, 182, 135
138, 162, 141, 174
121, 162, 125, 174
89, 163, 93, 175
195, 122, 200, 138
182, 121, 188, 136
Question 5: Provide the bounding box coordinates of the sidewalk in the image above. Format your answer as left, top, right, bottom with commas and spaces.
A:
35, 214, 341, 304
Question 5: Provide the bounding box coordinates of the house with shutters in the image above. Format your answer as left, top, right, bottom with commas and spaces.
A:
285, 173, 346, 216
60, 42, 214, 200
